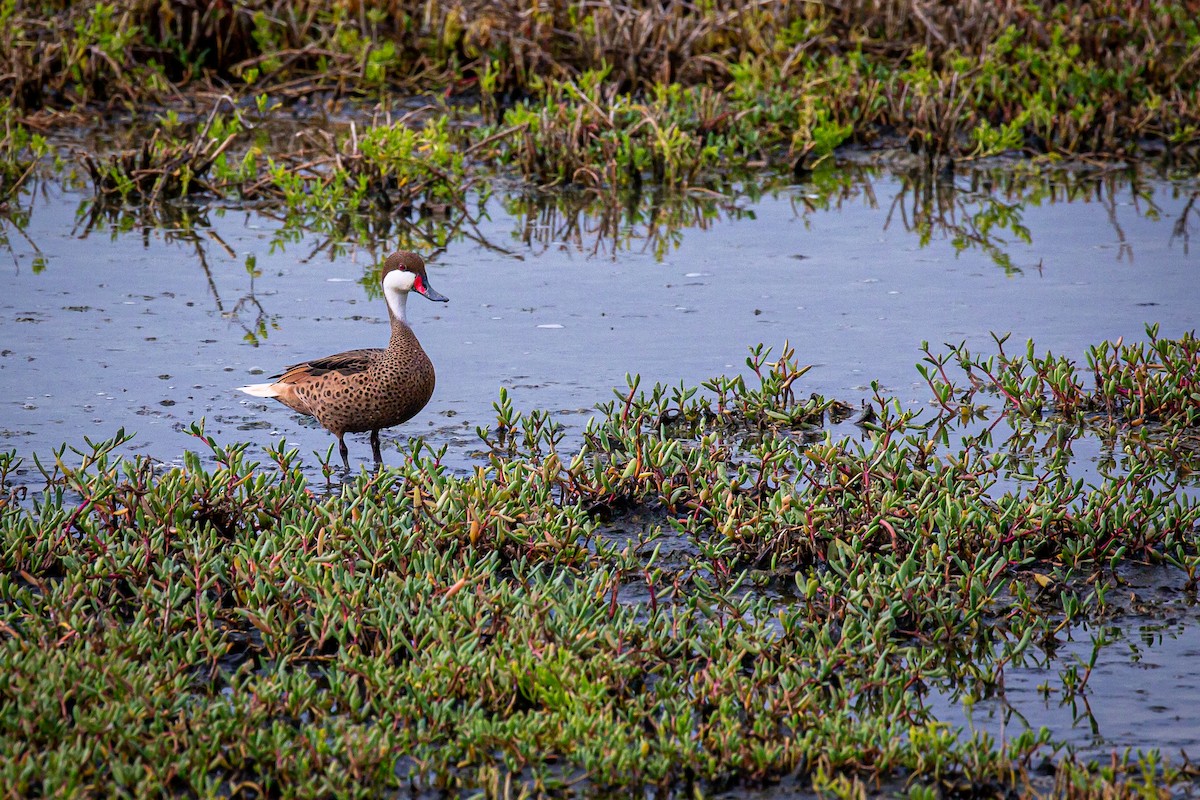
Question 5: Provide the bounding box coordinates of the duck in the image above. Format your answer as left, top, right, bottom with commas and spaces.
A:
238, 251, 448, 471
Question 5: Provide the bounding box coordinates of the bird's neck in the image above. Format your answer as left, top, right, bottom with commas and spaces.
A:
385, 287, 409, 325
389, 313, 421, 351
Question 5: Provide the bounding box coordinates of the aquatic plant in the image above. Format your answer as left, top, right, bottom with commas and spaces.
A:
2, 333, 1198, 796
920, 325, 1200, 425
5, 0, 1197, 259
490, 71, 743, 191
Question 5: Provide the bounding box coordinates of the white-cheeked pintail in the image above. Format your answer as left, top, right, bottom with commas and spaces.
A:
238, 251, 448, 470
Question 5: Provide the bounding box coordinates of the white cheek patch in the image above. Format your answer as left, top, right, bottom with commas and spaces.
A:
383, 269, 417, 293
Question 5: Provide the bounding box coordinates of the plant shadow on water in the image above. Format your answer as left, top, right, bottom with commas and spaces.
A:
3, 153, 1200, 794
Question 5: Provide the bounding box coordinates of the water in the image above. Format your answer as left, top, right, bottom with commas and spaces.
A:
2, 160, 1199, 761
923, 564, 1200, 763
3, 165, 1196, 475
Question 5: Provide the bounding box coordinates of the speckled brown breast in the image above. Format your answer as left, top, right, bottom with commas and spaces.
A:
272, 320, 435, 436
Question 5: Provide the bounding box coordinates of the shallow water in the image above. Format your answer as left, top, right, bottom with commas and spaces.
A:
3, 160, 1200, 763
3, 164, 1197, 476
923, 563, 1200, 763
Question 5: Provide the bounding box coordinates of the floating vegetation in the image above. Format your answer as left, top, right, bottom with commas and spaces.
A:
2, 332, 1198, 796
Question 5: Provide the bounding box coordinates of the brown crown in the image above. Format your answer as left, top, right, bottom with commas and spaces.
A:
381, 251, 428, 280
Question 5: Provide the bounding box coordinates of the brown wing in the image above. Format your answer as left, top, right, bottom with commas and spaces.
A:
274, 349, 382, 382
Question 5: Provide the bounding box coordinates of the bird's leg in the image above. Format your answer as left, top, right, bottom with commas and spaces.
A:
337, 433, 351, 472
370, 429, 383, 469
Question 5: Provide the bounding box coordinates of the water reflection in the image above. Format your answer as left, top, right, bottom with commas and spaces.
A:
870, 161, 1200, 272
252, 199, 519, 263
1172, 190, 1200, 254
494, 161, 1199, 269
886, 165, 1032, 273
0, 181, 42, 271
502, 184, 760, 259
73, 199, 279, 344
4, 157, 1193, 275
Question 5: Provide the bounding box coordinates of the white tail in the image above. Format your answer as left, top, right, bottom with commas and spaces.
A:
238, 382, 281, 398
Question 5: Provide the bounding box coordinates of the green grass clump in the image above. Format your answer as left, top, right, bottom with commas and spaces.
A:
493, 70, 755, 190
3, 333, 1199, 796
74, 98, 466, 208
80, 104, 253, 204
